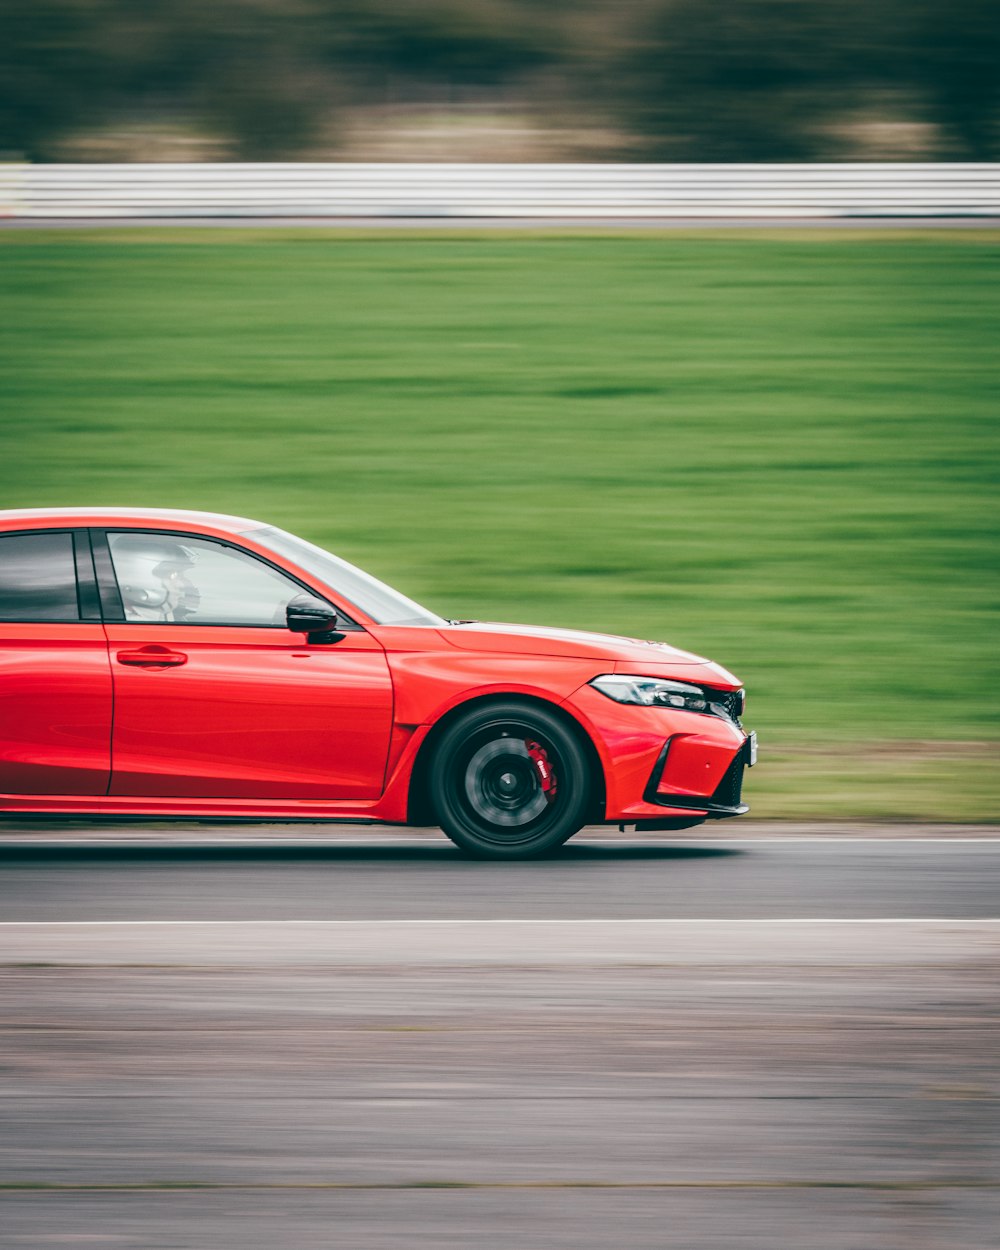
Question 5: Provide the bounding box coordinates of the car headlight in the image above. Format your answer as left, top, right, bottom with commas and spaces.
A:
589, 675, 745, 723
590, 674, 710, 712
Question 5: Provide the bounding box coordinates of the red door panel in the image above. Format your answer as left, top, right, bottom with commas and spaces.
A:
104, 625, 393, 799
0, 625, 113, 795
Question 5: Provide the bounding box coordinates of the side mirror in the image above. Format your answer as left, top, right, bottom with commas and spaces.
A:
286, 595, 344, 643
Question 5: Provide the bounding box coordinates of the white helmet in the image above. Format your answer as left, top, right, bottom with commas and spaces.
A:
113, 536, 201, 622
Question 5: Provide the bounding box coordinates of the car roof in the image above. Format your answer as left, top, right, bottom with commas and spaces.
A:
0, 508, 266, 535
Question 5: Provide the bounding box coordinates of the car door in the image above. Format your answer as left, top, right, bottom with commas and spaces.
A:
99, 530, 394, 800
0, 528, 113, 795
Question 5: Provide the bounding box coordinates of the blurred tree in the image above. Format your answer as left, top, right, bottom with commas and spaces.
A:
621, 0, 1000, 161
911, 0, 1000, 157
0, 0, 995, 161
95, 0, 334, 158
340, 0, 552, 83
0, 0, 111, 158
620, 0, 862, 160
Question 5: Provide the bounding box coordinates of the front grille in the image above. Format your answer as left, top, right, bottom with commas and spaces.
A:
704, 687, 744, 726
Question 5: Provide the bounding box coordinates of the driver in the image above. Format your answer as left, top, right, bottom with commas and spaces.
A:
114, 537, 202, 623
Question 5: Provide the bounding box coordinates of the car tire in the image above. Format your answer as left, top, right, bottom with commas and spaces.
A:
429, 701, 593, 859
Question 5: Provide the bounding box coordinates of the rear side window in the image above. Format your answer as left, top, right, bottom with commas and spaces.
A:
0, 531, 80, 622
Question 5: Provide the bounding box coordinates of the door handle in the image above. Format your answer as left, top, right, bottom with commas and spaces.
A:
116, 647, 188, 668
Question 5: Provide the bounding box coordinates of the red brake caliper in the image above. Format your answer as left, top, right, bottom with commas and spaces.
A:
525, 740, 558, 803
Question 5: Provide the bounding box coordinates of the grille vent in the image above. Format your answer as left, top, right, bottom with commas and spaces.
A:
704, 687, 744, 725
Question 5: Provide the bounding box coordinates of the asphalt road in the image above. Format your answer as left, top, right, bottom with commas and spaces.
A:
1, 832, 999, 921
2, 830, 998, 1249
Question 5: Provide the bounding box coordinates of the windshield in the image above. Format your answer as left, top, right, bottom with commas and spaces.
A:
246, 526, 445, 627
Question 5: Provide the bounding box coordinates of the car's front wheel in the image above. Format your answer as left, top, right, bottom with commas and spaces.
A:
429, 701, 593, 859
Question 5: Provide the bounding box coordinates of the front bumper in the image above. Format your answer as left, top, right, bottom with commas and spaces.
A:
644, 733, 753, 817
563, 682, 753, 823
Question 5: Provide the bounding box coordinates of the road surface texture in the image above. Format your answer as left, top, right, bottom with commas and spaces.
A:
2, 826, 998, 1249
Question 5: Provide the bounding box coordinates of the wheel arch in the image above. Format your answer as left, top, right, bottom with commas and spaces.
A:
406, 691, 607, 827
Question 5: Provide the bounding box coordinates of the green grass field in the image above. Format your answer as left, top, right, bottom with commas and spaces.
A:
1, 228, 997, 818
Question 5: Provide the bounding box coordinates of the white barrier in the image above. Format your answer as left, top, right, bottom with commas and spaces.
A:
2, 162, 998, 220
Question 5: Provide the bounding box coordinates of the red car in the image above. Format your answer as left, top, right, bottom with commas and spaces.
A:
0, 508, 755, 857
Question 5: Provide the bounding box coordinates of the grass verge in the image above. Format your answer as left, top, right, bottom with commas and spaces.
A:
1, 229, 997, 817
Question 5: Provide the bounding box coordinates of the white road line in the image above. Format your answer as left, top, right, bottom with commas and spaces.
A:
2, 918, 998, 967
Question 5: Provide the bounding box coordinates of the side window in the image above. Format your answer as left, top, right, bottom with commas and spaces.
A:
0, 531, 80, 622
107, 533, 320, 627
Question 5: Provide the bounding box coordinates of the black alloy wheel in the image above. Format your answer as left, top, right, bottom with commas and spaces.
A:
429, 701, 593, 859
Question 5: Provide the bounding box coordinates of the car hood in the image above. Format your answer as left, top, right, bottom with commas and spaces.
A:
437, 621, 740, 684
